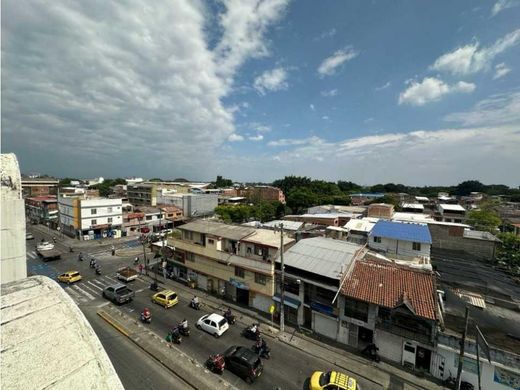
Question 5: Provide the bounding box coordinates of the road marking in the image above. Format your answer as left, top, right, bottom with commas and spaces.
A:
104, 275, 118, 283
80, 283, 99, 297
27, 251, 36, 259
136, 288, 145, 293
97, 302, 110, 308
87, 281, 103, 291
92, 279, 107, 288
72, 284, 96, 300
65, 286, 88, 304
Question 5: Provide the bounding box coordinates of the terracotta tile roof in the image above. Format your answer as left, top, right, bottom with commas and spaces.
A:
341, 259, 437, 320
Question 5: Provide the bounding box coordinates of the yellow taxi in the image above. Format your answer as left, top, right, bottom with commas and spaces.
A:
309, 370, 358, 390
57, 271, 82, 285
151, 290, 179, 308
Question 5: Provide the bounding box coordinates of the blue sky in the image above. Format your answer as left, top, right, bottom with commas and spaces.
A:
2, 0, 520, 185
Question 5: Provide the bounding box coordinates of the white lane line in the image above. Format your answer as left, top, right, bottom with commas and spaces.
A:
97, 302, 110, 308
87, 281, 103, 291
104, 275, 119, 283
72, 284, 95, 300
80, 283, 100, 297
136, 289, 145, 293
92, 279, 107, 288
27, 252, 36, 259
65, 287, 88, 304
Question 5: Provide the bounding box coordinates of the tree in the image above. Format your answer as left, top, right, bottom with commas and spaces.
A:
370, 184, 385, 193
286, 188, 317, 214
467, 209, 501, 233
148, 178, 163, 182
337, 181, 362, 193
454, 180, 485, 196
215, 175, 233, 188
496, 233, 520, 267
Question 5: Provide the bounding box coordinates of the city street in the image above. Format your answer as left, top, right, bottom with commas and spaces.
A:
26, 226, 383, 390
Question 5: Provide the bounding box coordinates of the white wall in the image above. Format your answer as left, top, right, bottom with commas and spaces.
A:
375, 329, 404, 364
80, 198, 123, 230
251, 292, 272, 313
369, 236, 430, 259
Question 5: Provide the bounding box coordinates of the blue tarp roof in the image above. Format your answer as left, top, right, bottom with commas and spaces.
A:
370, 220, 432, 244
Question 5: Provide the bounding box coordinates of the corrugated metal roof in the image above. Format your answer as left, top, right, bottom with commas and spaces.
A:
177, 221, 255, 240
277, 237, 365, 280
439, 204, 466, 212
370, 220, 432, 244
262, 220, 303, 231
344, 218, 375, 233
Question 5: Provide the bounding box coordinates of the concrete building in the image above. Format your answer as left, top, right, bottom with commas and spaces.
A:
157, 193, 218, 217
350, 193, 385, 206
1, 276, 124, 389
307, 205, 367, 215
1, 154, 27, 284
343, 218, 376, 244
274, 237, 367, 340
435, 204, 467, 223
401, 203, 425, 214
369, 220, 432, 262
21, 176, 59, 198
285, 213, 357, 227
367, 203, 394, 219
246, 186, 286, 204
127, 183, 158, 206
58, 195, 123, 240
166, 221, 294, 313
25, 195, 58, 227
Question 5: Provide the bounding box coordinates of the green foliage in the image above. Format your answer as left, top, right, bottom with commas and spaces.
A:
337, 181, 362, 193
215, 201, 284, 223
367, 195, 401, 210
467, 209, 501, 233
148, 178, 163, 182
59, 178, 78, 187
215, 175, 233, 188
454, 180, 485, 196
496, 233, 520, 267
91, 178, 127, 197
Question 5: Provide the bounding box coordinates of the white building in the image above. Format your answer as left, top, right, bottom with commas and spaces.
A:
436, 204, 467, 223
1, 154, 27, 284
157, 193, 218, 217
59, 196, 123, 240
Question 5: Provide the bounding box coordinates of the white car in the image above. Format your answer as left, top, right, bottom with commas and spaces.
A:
37, 242, 54, 251
196, 313, 229, 338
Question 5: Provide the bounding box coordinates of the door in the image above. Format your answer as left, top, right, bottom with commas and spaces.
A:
236, 288, 249, 306
416, 346, 432, 372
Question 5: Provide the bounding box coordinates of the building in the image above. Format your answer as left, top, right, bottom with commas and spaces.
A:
343, 218, 376, 244
21, 176, 59, 198
369, 220, 432, 262
401, 203, 425, 214
1, 276, 124, 389
25, 195, 58, 227
435, 204, 467, 223
127, 183, 158, 206
1, 154, 27, 284
367, 203, 395, 219
392, 212, 435, 224
340, 258, 439, 373
415, 196, 430, 204
274, 237, 367, 340
166, 221, 294, 313
285, 213, 357, 227
157, 193, 218, 217
350, 193, 385, 206
58, 195, 123, 240
122, 211, 146, 236
307, 205, 367, 215
158, 205, 184, 226
250, 186, 286, 204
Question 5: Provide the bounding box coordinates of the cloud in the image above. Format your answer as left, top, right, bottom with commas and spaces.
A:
430, 29, 520, 75
321, 89, 339, 97
253, 67, 288, 94
310, 104, 315, 111
313, 28, 337, 41
444, 91, 520, 126
2, 0, 288, 178
228, 133, 245, 142
317, 47, 359, 76
322, 115, 330, 120
398, 77, 475, 106
491, 0, 519, 16
268, 136, 322, 147
493, 63, 512, 79
375, 81, 391, 91
250, 123, 272, 133
249, 134, 264, 141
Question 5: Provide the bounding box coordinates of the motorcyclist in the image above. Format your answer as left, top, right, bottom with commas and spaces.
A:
111, 245, 115, 256
180, 319, 188, 329
225, 308, 232, 318
141, 308, 151, 320
170, 326, 180, 342
52, 236, 56, 243
90, 258, 96, 268
134, 256, 139, 264
95, 264, 101, 274
78, 252, 83, 261
191, 296, 200, 308
250, 323, 258, 335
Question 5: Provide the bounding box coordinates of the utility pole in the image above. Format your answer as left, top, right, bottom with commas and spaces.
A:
279, 223, 285, 333
455, 306, 469, 390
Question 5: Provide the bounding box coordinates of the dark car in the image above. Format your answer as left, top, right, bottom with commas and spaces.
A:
224, 345, 263, 383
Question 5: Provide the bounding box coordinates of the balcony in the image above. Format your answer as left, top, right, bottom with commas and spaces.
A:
171, 238, 274, 274
377, 318, 434, 345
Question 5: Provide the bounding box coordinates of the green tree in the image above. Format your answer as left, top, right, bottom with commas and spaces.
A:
286, 188, 317, 214
467, 209, 501, 233
148, 178, 163, 182
496, 233, 520, 267
215, 175, 233, 187
337, 181, 362, 193
454, 180, 485, 196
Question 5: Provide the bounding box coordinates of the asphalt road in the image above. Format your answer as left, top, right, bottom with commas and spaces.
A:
26, 226, 381, 390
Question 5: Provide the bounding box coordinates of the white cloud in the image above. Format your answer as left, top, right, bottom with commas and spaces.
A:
430, 29, 520, 75
249, 134, 264, 141
493, 63, 512, 79
310, 104, 315, 111
314, 28, 337, 41
398, 77, 475, 106
228, 133, 245, 142
321, 89, 339, 97
250, 123, 272, 133
444, 92, 520, 126
491, 0, 519, 16
375, 81, 391, 91
322, 115, 329, 120
268, 136, 322, 147
364, 117, 375, 123
253, 67, 288, 94
317, 47, 359, 76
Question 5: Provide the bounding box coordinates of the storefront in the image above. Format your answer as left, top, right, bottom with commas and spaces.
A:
311, 301, 339, 340
273, 293, 301, 324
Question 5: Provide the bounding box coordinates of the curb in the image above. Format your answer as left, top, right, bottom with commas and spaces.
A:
98, 310, 130, 337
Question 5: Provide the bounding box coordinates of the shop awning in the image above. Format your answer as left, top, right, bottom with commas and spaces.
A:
273, 294, 301, 309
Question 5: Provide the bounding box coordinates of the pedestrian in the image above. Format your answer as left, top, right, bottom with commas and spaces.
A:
111, 245, 115, 256
162, 267, 167, 279
139, 263, 144, 274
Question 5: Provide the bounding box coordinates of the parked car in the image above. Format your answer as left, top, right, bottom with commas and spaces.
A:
196, 313, 229, 338
57, 271, 82, 284
102, 284, 135, 304
223, 345, 263, 383
26, 233, 35, 240
309, 370, 358, 390
151, 289, 178, 308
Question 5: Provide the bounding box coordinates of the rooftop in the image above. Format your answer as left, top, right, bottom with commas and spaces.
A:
401, 203, 424, 210
344, 218, 375, 233
392, 212, 435, 224
177, 220, 256, 241
241, 228, 294, 248
463, 229, 501, 242
341, 259, 437, 320
1, 276, 123, 389
261, 220, 304, 231
370, 220, 432, 244
277, 237, 366, 280
439, 204, 466, 212
415, 196, 429, 202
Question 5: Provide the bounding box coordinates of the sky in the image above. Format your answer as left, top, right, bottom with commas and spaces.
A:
2, 0, 520, 186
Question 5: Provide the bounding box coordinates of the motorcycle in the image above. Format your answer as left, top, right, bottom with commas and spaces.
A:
223, 310, 236, 325
150, 282, 159, 292
243, 325, 261, 341
167, 329, 182, 344
89, 259, 97, 269
95, 266, 102, 275
190, 300, 201, 310
141, 309, 152, 324
206, 353, 225, 375
361, 343, 380, 362
179, 325, 190, 337
78, 254, 84, 262
252, 339, 271, 359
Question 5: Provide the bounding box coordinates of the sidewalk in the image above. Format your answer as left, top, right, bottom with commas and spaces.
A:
140, 272, 443, 390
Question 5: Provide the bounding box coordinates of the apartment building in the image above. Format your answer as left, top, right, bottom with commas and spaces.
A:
157, 193, 218, 217
166, 221, 294, 313
21, 177, 59, 198
127, 184, 158, 206
58, 196, 123, 239
435, 204, 467, 223
25, 196, 58, 227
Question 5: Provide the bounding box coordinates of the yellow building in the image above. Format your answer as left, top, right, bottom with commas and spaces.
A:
166, 221, 294, 313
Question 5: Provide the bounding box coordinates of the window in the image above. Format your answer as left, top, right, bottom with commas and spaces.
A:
146, 215, 152, 221
91, 219, 97, 226
235, 267, 245, 278
344, 298, 369, 322
255, 273, 266, 285
107, 207, 113, 212
186, 252, 195, 262
373, 236, 381, 243
208, 238, 215, 245
91, 208, 97, 215
412, 242, 421, 251
108, 217, 113, 223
